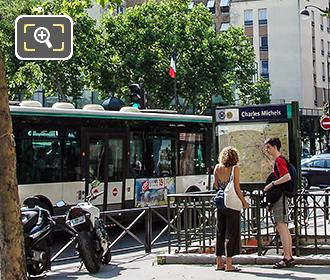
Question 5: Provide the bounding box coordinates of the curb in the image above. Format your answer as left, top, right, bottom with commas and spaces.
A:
157, 254, 330, 266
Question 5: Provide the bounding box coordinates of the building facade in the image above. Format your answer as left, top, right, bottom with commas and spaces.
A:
222, 0, 330, 108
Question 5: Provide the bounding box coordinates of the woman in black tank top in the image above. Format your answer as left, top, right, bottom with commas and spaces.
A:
214, 147, 249, 272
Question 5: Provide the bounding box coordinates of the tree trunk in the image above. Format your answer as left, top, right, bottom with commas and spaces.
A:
0, 52, 27, 279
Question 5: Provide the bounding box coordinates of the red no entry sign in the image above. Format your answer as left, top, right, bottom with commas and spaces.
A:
320, 116, 330, 130
112, 188, 118, 197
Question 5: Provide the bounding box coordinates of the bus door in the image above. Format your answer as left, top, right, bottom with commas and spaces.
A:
85, 133, 124, 211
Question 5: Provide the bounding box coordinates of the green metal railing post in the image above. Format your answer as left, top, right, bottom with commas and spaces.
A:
167, 196, 171, 254
294, 195, 300, 256
256, 194, 262, 256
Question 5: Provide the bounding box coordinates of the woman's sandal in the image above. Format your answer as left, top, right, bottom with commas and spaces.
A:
215, 267, 226, 271
286, 258, 295, 267
273, 258, 295, 269
225, 266, 241, 272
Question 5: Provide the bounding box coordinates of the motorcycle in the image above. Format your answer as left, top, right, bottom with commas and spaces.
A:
21, 196, 55, 276
57, 184, 112, 274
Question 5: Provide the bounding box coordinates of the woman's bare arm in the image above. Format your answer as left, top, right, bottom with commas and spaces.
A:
213, 164, 220, 190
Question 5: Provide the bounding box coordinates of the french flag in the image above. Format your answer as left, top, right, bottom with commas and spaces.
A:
169, 51, 176, 79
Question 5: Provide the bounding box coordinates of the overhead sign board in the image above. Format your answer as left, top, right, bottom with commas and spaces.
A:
216, 104, 289, 123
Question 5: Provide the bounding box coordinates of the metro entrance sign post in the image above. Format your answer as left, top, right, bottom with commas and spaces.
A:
320, 115, 330, 130
212, 102, 300, 193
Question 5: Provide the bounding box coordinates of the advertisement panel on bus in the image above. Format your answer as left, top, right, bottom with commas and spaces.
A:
135, 177, 175, 207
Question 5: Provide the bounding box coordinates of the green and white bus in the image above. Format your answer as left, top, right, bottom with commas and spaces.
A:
11, 101, 213, 214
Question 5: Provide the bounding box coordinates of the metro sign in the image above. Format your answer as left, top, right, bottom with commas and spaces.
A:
320, 115, 330, 130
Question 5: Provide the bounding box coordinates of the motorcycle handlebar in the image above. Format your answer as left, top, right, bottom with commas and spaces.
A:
86, 191, 104, 202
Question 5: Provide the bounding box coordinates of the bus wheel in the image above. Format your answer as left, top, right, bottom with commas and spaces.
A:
185, 186, 200, 193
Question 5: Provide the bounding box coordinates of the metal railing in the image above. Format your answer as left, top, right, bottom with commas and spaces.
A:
51, 205, 170, 263
51, 188, 330, 263
167, 189, 330, 256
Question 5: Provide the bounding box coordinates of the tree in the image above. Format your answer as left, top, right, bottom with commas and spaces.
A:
97, 0, 270, 113
0, 1, 122, 279
0, 0, 105, 104
95, 0, 123, 9
0, 38, 27, 280
0, 2, 31, 278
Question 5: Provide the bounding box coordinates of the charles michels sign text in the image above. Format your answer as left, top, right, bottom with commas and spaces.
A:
215, 105, 288, 122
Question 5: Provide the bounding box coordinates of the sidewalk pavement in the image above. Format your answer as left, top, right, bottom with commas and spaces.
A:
45, 248, 330, 280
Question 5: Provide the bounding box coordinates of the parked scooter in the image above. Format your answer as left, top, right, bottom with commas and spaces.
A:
21, 196, 55, 277
57, 182, 112, 273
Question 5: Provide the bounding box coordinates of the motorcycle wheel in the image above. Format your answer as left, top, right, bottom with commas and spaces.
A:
27, 240, 50, 276
102, 249, 112, 264
77, 231, 101, 274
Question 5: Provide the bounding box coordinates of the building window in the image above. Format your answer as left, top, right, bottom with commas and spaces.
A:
220, 23, 230, 32
324, 88, 327, 103
311, 10, 315, 25
328, 41, 330, 55
116, 4, 126, 14
244, 10, 253, 26
321, 39, 324, 55
260, 36, 268, 51
322, 62, 326, 81
258, 8, 267, 25
116, 3, 126, 15
327, 17, 330, 32
207, 0, 215, 14
260, 60, 269, 79
321, 14, 324, 30
220, 0, 230, 13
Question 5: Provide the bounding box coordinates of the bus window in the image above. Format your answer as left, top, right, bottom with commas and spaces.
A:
63, 131, 81, 181
129, 137, 144, 177
16, 129, 81, 184
16, 139, 34, 184
89, 139, 105, 181
108, 139, 123, 180
178, 133, 206, 176
145, 136, 175, 177
45, 140, 62, 181
16, 131, 62, 183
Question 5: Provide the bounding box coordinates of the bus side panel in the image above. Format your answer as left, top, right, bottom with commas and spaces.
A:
176, 175, 209, 193
91, 182, 123, 206
125, 178, 135, 201
18, 182, 65, 206
61, 181, 85, 205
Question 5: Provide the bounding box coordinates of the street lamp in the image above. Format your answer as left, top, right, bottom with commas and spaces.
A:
300, 5, 329, 19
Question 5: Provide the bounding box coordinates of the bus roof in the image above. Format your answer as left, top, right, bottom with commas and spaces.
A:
10, 106, 212, 124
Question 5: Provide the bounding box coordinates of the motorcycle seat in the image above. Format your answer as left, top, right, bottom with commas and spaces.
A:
21, 210, 38, 233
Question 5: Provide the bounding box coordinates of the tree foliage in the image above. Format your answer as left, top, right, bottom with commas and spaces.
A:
97, 0, 270, 112
1, 0, 269, 111
0, 0, 102, 103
